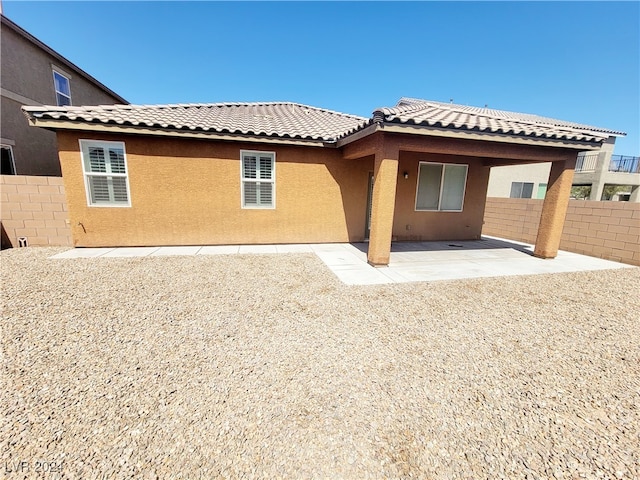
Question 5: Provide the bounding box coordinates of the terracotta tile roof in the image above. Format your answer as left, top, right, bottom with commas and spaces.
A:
23, 102, 368, 142
24, 97, 624, 145
373, 97, 625, 142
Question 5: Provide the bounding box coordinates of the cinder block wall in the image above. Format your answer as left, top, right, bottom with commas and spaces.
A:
0, 175, 72, 247
482, 198, 542, 245
483, 198, 640, 266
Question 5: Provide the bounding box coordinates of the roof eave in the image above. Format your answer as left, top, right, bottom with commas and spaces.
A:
338, 122, 605, 150
24, 117, 333, 147
335, 123, 379, 148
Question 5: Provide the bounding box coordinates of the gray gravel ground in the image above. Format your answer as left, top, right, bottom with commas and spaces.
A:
1, 247, 639, 479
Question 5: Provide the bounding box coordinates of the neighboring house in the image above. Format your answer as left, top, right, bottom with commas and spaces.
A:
487, 138, 639, 202
22, 97, 625, 266
0, 14, 127, 176
486, 163, 551, 199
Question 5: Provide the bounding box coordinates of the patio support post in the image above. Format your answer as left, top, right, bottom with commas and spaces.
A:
533, 155, 577, 259
367, 135, 399, 266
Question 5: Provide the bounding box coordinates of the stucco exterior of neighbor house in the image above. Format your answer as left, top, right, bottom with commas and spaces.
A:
487, 138, 639, 202
0, 13, 127, 176
23, 97, 625, 266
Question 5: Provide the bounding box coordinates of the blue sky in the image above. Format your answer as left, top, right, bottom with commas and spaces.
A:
4, 1, 639, 154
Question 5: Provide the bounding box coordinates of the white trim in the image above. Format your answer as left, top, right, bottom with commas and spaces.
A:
50, 64, 73, 79
1, 88, 40, 106
1, 144, 17, 175
414, 161, 468, 212
52, 69, 72, 106
0, 138, 16, 146
79, 139, 131, 207
240, 149, 276, 209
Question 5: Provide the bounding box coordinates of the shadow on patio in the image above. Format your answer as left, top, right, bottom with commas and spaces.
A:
350, 236, 534, 256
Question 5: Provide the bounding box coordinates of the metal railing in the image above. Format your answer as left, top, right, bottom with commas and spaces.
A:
575, 153, 598, 172
609, 155, 640, 173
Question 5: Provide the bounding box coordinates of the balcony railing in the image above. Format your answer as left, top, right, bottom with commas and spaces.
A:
609, 155, 640, 173
575, 153, 598, 172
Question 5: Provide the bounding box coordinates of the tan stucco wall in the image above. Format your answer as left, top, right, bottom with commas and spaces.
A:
57, 132, 371, 247
391, 152, 490, 241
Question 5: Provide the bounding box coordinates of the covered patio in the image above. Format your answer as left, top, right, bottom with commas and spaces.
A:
337, 98, 623, 267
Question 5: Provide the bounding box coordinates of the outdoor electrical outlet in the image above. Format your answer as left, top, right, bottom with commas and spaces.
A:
406, 224, 411, 230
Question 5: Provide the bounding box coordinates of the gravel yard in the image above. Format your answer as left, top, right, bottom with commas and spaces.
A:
2, 247, 639, 479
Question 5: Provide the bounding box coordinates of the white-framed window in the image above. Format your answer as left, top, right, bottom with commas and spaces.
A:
53, 70, 71, 106
241, 150, 275, 208
415, 162, 468, 212
510, 182, 534, 199
80, 140, 130, 207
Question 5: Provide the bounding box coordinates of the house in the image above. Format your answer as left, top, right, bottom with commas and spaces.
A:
487, 139, 639, 202
22, 97, 625, 266
0, 13, 127, 176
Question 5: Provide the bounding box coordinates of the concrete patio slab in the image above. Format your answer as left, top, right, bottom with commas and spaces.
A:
100, 247, 160, 258
275, 244, 314, 253
238, 245, 278, 254
151, 246, 202, 256
308, 243, 353, 253
314, 250, 364, 267
49, 236, 635, 285
197, 246, 240, 255
50, 247, 116, 259
327, 263, 391, 285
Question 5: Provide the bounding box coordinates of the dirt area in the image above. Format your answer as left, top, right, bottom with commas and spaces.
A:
2, 247, 639, 479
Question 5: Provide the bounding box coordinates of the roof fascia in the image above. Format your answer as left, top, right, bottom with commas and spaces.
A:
337, 121, 603, 151
377, 122, 603, 150
25, 118, 330, 147
1, 14, 128, 104
335, 123, 379, 148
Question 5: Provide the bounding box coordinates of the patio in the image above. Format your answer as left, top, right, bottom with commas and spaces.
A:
50, 235, 632, 285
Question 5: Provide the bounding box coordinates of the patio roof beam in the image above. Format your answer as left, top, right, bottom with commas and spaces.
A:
392, 134, 584, 163
377, 123, 603, 150
342, 129, 597, 165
